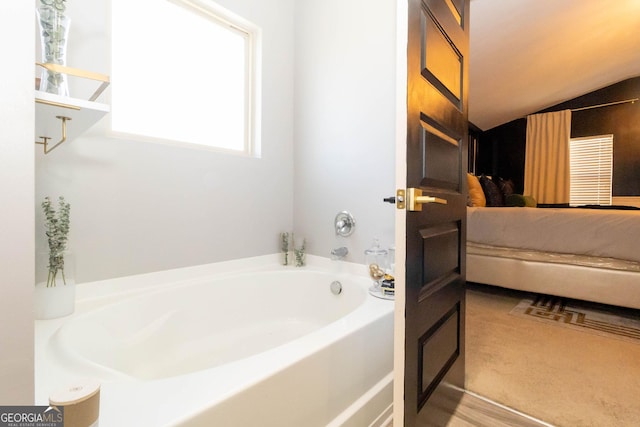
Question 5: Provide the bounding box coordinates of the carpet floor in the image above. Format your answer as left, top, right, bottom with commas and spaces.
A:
510, 295, 640, 344
465, 284, 640, 427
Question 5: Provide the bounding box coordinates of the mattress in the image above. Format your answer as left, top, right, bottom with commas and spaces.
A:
467, 207, 640, 264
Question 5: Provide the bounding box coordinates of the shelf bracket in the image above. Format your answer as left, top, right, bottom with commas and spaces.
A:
36, 116, 72, 154
36, 63, 110, 101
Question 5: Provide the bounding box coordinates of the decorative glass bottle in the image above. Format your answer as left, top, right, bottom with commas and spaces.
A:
365, 238, 388, 290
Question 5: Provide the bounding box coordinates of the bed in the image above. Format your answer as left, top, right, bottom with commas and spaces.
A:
466, 206, 640, 309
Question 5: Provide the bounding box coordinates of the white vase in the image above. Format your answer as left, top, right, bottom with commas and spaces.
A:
34, 251, 76, 320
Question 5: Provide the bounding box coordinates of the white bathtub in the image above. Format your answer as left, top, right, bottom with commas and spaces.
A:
35, 255, 394, 426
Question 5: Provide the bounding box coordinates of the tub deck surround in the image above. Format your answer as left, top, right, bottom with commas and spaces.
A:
35, 254, 394, 426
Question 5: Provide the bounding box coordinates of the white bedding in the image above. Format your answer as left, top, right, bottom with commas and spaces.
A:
467, 207, 640, 264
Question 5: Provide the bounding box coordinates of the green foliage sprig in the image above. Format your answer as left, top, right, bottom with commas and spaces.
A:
42, 196, 71, 287
280, 232, 290, 266
294, 238, 306, 267
40, 0, 67, 12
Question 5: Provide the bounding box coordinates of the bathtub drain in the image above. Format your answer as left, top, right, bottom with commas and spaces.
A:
330, 281, 342, 295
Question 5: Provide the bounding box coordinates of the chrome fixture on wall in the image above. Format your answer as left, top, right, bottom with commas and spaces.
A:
334, 211, 355, 237
330, 246, 348, 260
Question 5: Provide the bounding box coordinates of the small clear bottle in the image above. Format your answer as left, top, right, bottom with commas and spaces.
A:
365, 238, 388, 289
387, 245, 395, 275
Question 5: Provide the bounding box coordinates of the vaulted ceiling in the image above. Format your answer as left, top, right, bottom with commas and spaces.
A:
469, 0, 640, 130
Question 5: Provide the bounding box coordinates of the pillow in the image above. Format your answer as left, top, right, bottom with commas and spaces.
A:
505, 194, 537, 207
479, 174, 505, 207
524, 195, 537, 207
505, 194, 526, 207
491, 176, 515, 198
466, 173, 486, 207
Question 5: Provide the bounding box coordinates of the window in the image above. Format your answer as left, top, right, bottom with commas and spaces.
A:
569, 135, 613, 206
111, 0, 260, 155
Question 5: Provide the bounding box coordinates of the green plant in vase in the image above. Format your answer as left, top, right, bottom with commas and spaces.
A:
38, 0, 70, 95
42, 196, 71, 287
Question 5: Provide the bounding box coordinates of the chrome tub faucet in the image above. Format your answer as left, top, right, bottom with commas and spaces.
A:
331, 246, 348, 260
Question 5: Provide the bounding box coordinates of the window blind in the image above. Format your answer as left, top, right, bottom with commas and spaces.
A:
569, 135, 613, 206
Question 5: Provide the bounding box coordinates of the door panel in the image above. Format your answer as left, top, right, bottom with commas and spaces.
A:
420, 223, 459, 287
422, 10, 463, 102
404, 0, 469, 424
419, 122, 461, 191
419, 303, 460, 407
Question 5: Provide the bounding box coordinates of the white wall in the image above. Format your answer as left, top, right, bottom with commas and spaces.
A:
34, 0, 399, 283
0, 3, 35, 404
294, 0, 397, 263
36, 0, 295, 282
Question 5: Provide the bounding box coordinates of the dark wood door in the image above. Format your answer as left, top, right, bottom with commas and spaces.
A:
404, 0, 469, 424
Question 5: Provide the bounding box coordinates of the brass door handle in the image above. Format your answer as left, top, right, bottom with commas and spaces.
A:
416, 196, 447, 204
407, 188, 447, 211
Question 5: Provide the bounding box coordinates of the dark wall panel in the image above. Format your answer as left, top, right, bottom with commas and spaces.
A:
477, 119, 527, 193
474, 77, 640, 196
